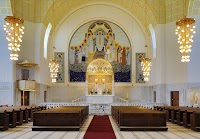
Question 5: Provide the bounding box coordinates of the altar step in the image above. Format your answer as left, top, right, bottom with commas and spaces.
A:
71, 95, 128, 104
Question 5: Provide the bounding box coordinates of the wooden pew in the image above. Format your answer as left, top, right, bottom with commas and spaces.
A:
53, 106, 89, 125
112, 106, 168, 131
32, 106, 89, 131
176, 107, 197, 126
190, 111, 200, 131
0, 109, 17, 128
171, 107, 189, 124
6, 106, 28, 123
0, 110, 9, 131
183, 109, 200, 128
154, 106, 176, 122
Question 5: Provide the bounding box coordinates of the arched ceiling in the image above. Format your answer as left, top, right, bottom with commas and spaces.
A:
0, 0, 199, 29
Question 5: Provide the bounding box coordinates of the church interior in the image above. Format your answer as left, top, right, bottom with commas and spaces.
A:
0, 0, 200, 138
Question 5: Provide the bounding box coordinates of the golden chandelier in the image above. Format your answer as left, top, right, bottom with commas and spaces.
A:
175, 16, 195, 62
3, 16, 25, 60
49, 59, 59, 83
141, 45, 151, 82
49, 0, 59, 83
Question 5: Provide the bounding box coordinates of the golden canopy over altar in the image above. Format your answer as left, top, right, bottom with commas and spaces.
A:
86, 58, 114, 95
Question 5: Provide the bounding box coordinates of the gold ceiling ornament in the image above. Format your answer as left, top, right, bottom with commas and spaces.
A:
141, 45, 151, 82
175, 0, 196, 62
175, 16, 195, 62
49, 0, 59, 83
48, 59, 59, 83
3, 16, 25, 60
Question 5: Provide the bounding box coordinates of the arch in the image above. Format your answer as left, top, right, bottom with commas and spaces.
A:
149, 24, 156, 59
43, 1, 157, 31
44, 23, 52, 59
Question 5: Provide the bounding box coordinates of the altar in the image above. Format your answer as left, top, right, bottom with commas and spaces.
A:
86, 95, 114, 104
86, 58, 114, 96
86, 95, 114, 115
84, 58, 115, 115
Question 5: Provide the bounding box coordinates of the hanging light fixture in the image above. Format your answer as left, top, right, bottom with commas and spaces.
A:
49, 0, 59, 83
175, 0, 195, 62
141, 0, 151, 82
141, 45, 151, 81
3, 16, 25, 60
49, 59, 59, 83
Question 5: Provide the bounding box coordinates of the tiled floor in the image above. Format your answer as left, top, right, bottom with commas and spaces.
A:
0, 116, 200, 139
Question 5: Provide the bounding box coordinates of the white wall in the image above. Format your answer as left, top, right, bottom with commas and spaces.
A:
165, 22, 188, 84
187, 16, 200, 83
18, 22, 50, 85
0, 15, 15, 105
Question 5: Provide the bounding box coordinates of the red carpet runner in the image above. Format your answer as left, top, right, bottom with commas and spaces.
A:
83, 115, 116, 139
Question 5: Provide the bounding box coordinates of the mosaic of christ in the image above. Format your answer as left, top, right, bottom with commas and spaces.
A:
69, 21, 131, 82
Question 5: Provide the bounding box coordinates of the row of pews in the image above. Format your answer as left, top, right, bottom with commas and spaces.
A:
111, 106, 168, 131
0, 105, 46, 131
154, 106, 200, 131
32, 106, 89, 131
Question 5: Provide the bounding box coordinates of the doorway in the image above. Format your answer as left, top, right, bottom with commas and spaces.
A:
154, 91, 156, 102
171, 91, 179, 106
44, 91, 47, 102
21, 91, 30, 106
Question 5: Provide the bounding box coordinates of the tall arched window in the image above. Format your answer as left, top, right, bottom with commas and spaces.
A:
44, 23, 52, 59
148, 24, 156, 59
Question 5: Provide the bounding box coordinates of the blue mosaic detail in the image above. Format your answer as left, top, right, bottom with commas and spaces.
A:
114, 71, 131, 82
54, 52, 64, 83
136, 53, 145, 83
69, 70, 86, 82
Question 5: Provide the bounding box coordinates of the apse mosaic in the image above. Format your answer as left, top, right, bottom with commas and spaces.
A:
136, 53, 145, 83
54, 52, 64, 83
69, 21, 131, 82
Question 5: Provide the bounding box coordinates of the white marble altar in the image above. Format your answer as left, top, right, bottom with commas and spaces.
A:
86, 95, 114, 104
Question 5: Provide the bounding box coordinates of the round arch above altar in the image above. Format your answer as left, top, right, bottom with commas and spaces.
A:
86, 58, 114, 95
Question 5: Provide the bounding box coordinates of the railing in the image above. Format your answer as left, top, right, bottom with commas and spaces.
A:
112, 102, 164, 109
114, 96, 128, 103
41, 102, 164, 110
40, 102, 88, 109
71, 95, 86, 103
